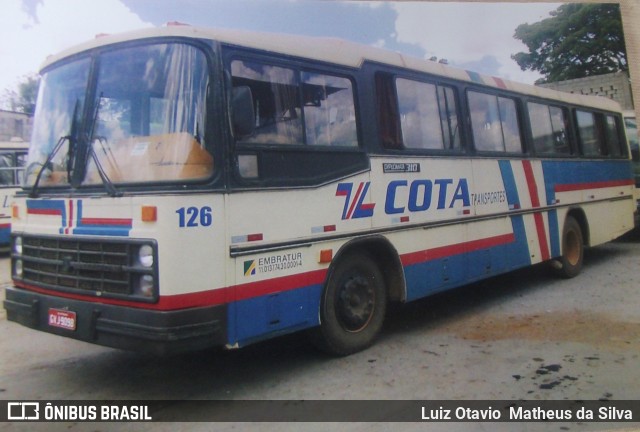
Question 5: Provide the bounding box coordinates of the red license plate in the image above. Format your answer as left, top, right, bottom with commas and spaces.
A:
48, 308, 77, 331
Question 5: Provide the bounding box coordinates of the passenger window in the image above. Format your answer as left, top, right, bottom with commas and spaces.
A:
0, 151, 27, 186
438, 86, 461, 150
604, 115, 623, 157
231, 60, 358, 147
468, 91, 522, 153
397, 79, 442, 150
528, 102, 570, 155
302, 72, 357, 147
0, 153, 14, 185
231, 60, 303, 145
395, 78, 460, 151
375, 73, 402, 150
576, 110, 604, 156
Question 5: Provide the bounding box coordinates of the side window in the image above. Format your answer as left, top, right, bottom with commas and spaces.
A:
301, 72, 358, 147
0, 151, 27, 186
231, 60, 302, 145
0, 153, 14, 185
604, 115, 623, 157
438, 86, 461, 150
468, 91, 522, 153
375, 73, 402, 149
231, 60, 358, 147
527, 102, 570, 155
576, 110, 604, 156
16, 151, 27, 185
395, 78, 460, 151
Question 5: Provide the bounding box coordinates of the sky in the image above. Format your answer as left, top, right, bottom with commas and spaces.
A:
1, 0, 564, 102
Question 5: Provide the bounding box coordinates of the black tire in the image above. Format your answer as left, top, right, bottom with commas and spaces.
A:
312, 251, 387, 356
551, 215, 584, 278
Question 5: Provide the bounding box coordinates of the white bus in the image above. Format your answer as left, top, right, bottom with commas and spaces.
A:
4, 26, 636, 355
0, 140, 28, 249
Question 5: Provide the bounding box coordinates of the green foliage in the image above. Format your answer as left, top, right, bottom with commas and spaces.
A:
1, 74, 40, 115
512, 4, 627, 84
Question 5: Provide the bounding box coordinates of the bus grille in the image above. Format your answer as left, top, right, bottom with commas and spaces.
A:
14, 235, 157, 302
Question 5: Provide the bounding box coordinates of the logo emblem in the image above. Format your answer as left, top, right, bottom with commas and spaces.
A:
61, 255, 74, 273
335, 182, 375, 219
244, 260, 256, 277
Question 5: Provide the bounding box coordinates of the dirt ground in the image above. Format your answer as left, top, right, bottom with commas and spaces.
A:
1, 232, 639, 432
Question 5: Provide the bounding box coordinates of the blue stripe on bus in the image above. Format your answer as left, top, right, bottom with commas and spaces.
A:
402, 234, 534, 301
498, 160, 533, 267
548, 210, 561, 258
542, 159, 632, 259
0, 224, 11, 245
230, 284, 323, 347
542, 160, 634, 201
498, 160, 520, 208
508, 214, 533, 267
466, 70, 484, 85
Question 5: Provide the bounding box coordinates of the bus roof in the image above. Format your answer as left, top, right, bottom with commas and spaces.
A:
41, 25, 621, 113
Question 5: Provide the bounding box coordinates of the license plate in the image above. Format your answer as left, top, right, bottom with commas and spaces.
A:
48, 308, 77, 331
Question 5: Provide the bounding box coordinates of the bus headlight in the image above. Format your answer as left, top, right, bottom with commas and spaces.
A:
13, 236, 22, 255
137, 244, 154, 268
14, 259, 23, 277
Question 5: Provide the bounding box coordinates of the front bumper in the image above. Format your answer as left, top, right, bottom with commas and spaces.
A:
3, 286, 227, 355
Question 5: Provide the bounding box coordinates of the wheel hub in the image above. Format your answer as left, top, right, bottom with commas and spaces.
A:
337, 276, 375, 332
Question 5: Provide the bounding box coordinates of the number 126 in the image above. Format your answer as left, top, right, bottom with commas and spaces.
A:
176, 206, 213, 227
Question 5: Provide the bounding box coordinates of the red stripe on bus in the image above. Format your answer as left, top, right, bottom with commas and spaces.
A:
66, 200, 73, 234
233, 269, 328, 302
522, 161, 550, 261
14, 233, 517, 311
0, 223, 10, 229
80, 218, 133, 226
522, 161, 541, 208
493, 77, 507, 89
346, 182, 364, 219
14, 269, 328, 311
400, 233, 515, 266
14, 280, 230, 310
555, 179, 634, 193
532, 213, 550, 261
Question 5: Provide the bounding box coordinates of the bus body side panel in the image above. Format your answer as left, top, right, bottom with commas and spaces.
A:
366, 156, 635, 305
225, 174, 373, 346
540, 159, 636, 245
369, 157, 535, 302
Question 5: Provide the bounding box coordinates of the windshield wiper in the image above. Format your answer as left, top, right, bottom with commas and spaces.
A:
29, 99, 82, 198
28, 134, 73, 198
87, 138, 122, 197
86, 94, 121, 198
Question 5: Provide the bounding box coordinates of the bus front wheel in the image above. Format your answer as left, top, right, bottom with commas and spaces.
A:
313, 251, 387, 356
551, 215, 584, 278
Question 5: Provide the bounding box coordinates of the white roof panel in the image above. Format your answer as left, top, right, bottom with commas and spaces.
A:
40, 26, 621, 112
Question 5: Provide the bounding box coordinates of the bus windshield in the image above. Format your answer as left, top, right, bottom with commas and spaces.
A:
26, 42, 212, 189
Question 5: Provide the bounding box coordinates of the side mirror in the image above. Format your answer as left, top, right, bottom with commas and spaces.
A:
232, 86, 255, 138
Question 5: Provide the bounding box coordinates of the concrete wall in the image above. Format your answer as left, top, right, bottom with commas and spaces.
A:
0, 110, 32, 142
539, 72, 634, 111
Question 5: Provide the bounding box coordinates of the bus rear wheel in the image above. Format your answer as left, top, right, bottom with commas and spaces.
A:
313, 251, 387, 356
551, 215, 584, 278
